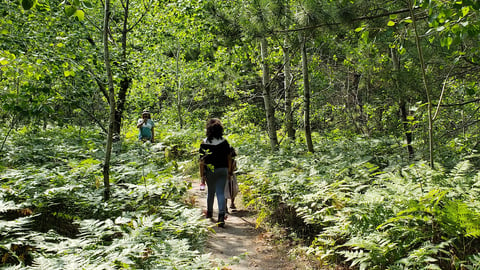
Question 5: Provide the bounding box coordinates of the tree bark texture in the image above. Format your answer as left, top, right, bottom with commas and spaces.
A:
260, 38, 278, 150
400, 101, 415, 159
301, 37, 314, 153
408, 0, 434, 167
113, 0, 131, 135
102, 0, 115, 201
176, 47, 184, 129
391, 47, 415, 159
284, 39, 295, 140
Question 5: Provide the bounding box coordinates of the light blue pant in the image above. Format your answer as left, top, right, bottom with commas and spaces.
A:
206, 167, 227, 215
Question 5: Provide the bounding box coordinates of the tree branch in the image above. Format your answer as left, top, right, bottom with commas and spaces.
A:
276, 7, 418, 33
128, 0, 153, 32
433, 98, 480, 107
76, 104, 109, 134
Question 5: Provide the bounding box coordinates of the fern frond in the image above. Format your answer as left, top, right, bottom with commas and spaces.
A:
450, 160, 472, 182
467, 253, 480, 269
0, 199, 19, 213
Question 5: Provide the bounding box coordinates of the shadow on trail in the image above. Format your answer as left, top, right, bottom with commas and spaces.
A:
229, 209, 255, 218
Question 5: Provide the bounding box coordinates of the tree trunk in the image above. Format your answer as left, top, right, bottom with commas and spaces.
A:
113, 0, 131, 135
176, 47, 184, 129
0, 115, 17, 153
114, 78, 129, 135
102, 0, 115, 201
284, 39, 295, 140
409, 0, 434, 167
301, 36, 314, 153
400, 100, 415, 159
352, 72, 366, 135
391, 47, 415, 159
260, 38, 278, 150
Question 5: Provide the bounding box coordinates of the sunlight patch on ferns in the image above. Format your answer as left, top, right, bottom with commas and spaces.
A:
0, 127, 215, 269
237, 134, 480, 269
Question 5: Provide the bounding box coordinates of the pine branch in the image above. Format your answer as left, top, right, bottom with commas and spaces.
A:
276, 8, 419, 33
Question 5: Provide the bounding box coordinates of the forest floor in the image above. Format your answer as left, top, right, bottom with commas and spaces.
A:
188, 180, 324, 270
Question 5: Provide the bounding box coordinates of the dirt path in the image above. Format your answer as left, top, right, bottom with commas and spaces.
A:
189, 183, 309, 270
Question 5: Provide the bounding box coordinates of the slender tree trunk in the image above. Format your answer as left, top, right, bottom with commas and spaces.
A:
176, 47, 184, 129
283, 3, 294, 141
409, 0, 434, 167
102, 0, 115, 201
113, 0, 130, 135
115, 78, 129, 135
284, 39, 295, 140
260, 38, 278, 150
391, 47, 415, 159
400, 100, 415, 158
352, 73, 366, 135
301, 36, 314, 153
0, 115, 17, 153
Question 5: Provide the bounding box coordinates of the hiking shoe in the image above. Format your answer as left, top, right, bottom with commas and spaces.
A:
218, 214, 225, 228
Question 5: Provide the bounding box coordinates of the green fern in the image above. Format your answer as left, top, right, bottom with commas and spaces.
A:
466, 253, 480, 270
395, 240, 450, 270
339, 234, 397, 269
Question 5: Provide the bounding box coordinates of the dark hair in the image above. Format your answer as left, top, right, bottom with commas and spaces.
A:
230, 146, 237, 157
206, 118, 223, 141
142, 110, 151, 119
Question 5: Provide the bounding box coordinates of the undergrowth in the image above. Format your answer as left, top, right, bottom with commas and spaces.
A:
236, 130, 480, 269
0, 126, 214, 269
3, 122, 480, 269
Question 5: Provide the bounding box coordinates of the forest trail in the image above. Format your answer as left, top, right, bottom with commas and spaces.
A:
188, 181, 307, 270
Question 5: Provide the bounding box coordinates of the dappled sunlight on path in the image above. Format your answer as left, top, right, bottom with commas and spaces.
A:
188, 180, 312, 270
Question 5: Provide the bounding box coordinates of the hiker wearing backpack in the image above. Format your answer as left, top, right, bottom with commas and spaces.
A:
199, 118, 233, 228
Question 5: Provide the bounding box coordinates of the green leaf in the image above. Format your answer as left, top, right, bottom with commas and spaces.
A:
361, 31, 369, 43
82, 0, 93, 8
355, 26, 364, 32
64, 70, 75, 77
21, 0, 35, 10
466, 87, 476, 96
74, 9, 85, 21
446, 36, 453, 48
387, 21, 395, 27
65, 5, 76, 17
461, 6, 469, 17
